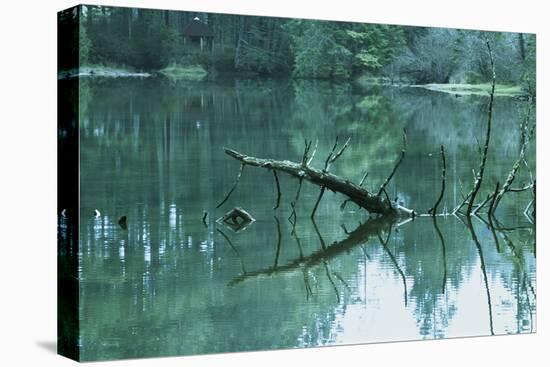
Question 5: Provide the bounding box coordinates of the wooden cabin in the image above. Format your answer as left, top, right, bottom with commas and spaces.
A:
182, 17, 214, 52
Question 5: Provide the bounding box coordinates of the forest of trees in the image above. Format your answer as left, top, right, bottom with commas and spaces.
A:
62, 5, 535, 94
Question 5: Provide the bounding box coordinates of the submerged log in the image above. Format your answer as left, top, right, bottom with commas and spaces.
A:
223, 148, 415, 218
216, 207, 255, 232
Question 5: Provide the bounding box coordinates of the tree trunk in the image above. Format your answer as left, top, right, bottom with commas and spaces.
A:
223, 148, 415, 218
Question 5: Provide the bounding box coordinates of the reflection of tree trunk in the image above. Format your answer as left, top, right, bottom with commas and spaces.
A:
466, 217, 494, 335
234, 16, 246, 69
378, 225, 408, 306
227, 216, 392, 287
223, 148, 415, 218
431, 216, 447, 294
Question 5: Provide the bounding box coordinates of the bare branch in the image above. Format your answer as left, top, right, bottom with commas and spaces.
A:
465, 36, 496, 216
428, 145, 446, 216
324, 136, 340, 170
216, 163, 245, 208
377, 130, 407, 196
329, 137, 351, 163
306, 140, 319, 166
359, 171, 369, 187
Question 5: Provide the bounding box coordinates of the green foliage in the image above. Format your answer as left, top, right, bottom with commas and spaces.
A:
72, 5, 535, 91
345, 24, 406, 72
285, 21, 405, 79
159, 64, 207, 81
284, 20, 351, 79
78, 11, 92, 65
521, 34, 536, 95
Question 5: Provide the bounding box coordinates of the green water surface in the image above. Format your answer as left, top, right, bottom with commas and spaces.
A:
74, 77, 535, 360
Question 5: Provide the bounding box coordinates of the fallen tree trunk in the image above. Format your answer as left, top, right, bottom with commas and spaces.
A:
223, 148, 415, 218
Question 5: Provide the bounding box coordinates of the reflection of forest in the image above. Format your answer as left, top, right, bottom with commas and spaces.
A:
75, 77, 535, 360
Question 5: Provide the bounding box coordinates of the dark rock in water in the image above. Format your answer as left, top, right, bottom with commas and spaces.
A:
217, 207, 255, 232
118, 215, 127, 230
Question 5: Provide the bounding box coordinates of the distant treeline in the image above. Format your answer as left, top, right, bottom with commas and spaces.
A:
60, 5, 535, 93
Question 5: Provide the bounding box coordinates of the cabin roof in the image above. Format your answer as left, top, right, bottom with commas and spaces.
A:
182, 19, 214, 38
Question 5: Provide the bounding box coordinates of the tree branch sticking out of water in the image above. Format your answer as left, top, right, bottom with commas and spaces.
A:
428, 145, 446, 216
340, 171, 368, 211
313, 136, 350, 218
465, 36, 496, 216
216, 163, 245, 208
491, 107, 533, 214
288, 178, 303, 231
377, 130, 406, 197
222, 146, 414, 218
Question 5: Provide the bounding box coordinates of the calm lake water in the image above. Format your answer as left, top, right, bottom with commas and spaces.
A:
72, 76, 535, 360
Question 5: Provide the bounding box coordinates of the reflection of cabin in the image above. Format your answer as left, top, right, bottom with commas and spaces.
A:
182, 17, 214, 52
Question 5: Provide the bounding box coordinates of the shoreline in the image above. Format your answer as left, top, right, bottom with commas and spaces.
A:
58, 66, 152, 79
410, 83, 525, 97
58, 67, 531, 100
355, 76, 528, 98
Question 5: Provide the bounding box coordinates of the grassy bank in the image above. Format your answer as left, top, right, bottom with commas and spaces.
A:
58, 65, 151, 79
414, 83, 524, 97
356, 75, 526, 97
158, 64, 208, 81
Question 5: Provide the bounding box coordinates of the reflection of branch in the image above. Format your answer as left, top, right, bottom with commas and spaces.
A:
333, 271, 352, 293
360, 245, 371, 261
522, 276, 534, 333
311, 187, 326, 219
323, 261, 340, 303
272, 170, 281, 210
288, 178, 303, 231
228, 217, 392, 287
217, 229, 247, 274
465, 217, 494, 335
486, 187, 501, 253
312, 217, 341, 301
490, 217, 536, 301
292, 227, 304, 258
311, 217, 327, 250
378, 225, 408, 307
302, 269, 313, 301
273, 216, 282, 267
432, 216, 447, 293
